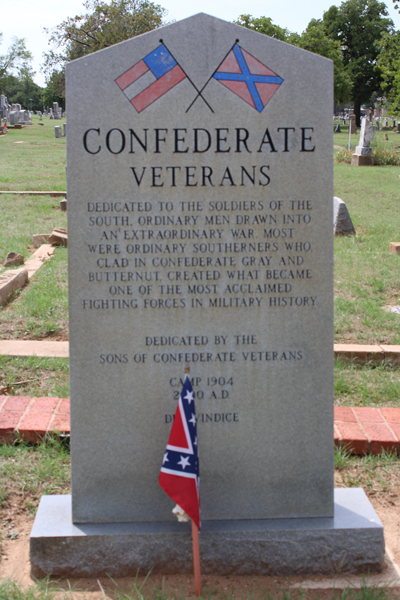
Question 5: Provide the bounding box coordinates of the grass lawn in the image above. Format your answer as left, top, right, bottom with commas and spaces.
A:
0, 116, 66, 192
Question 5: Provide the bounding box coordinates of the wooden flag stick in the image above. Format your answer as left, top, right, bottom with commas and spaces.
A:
191, 519, 202, 596
185, 362, 202, 595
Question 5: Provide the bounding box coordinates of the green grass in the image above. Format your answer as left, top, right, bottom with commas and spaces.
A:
0, 116, 66, 192
0, 438, 70, 513
333, 161, 400, 345
0, 193, 67, 263
0, 357, 69, 397
335, 450, 400, 492
0, 247, 68, 340
334, 360, 400, 407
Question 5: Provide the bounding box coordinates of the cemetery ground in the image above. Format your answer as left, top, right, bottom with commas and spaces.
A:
0, 119, 400, 598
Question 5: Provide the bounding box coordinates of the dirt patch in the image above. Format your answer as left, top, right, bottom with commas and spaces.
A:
1, 481, 400, 598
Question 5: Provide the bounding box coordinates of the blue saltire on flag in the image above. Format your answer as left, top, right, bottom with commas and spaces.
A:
159, 375, 200, 528
213, 44, 283, 112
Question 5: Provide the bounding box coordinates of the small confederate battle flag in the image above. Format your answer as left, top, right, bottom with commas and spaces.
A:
159, 375, 200, 528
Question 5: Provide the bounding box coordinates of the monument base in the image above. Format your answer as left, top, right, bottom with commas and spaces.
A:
351, 154, 374, 166
30, 489, 384, 578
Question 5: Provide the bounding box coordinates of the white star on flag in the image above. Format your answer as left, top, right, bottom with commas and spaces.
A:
184, 390, 194, 404
178, 455, 191, 470
189, 413, 196, 426
163, 452, 169, 463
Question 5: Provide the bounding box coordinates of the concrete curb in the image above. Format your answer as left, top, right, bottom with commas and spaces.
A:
1, 342, 400, 364
0, 191, 66, 196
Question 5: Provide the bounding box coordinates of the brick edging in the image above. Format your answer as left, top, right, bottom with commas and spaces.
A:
1, 396, 400, 454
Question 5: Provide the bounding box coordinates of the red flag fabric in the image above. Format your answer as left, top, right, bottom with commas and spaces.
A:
159, 375, 200, 528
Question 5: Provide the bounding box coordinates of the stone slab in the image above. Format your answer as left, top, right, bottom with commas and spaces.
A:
380, 345, 400, 366
351, 154, 374, 166
25, 244, 55, 278
67, 11, 334, 525
389, 242, 400, 255
0, 267, 28, 306
334, 344, 384, 365
0, 191, 66, 196
33, 234, 50, 248
30, 488, 384, 578
0, 340, 69, 358
333, 197, 355, 236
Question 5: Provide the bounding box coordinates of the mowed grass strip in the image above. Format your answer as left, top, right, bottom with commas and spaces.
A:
335, 359, 400, 407
0, 357, 69, 398
334, 161, 400, 345
0, 116, 66, 192
0, 248, 68, 340
0, 193, 67, 263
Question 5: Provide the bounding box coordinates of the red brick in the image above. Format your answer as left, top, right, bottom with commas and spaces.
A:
0, 395, 8, 409
353, 407, 384, 423
335, 422, 368, 454
0, 411, 23, 442
29, 397, 59, 413
380, 408, 400, 424
0, 411, 23, 429
51, 414, 70, 433
2, 396, 30, 412
388, 423, 400, 442
58, 398, 70, 414
362, 423, 398, 454
17, 413, 52, 443
334, 407, 356, 422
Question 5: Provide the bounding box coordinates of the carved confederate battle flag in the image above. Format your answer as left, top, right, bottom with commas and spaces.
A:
159, 375, 200, 528
115, 44, 186, 113
213, 44, 283, 112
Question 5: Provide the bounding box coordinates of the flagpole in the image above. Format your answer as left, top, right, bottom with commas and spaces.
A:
184, 362, 202, 596
191, 519, 202, 596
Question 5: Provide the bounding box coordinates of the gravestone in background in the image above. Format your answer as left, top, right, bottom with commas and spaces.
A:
30, 13, 384, 577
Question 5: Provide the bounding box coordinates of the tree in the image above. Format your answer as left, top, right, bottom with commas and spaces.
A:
234, 15, 300, 44
377, 30, 400, 115
323, 0, 393, 126
3, 71, 43, 110
42, 70, 65, 107
235, 15, 351, 105
297, 19, 352, 104
43, 0, 168, 79
0, 34, 32, 93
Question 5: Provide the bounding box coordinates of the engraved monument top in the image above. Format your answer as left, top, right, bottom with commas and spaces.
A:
66, 13, 334, 525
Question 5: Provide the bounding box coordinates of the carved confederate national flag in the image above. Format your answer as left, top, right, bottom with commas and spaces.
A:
213, 44, 283, 112
115, 44, 186, 113
159, 375, 200, 528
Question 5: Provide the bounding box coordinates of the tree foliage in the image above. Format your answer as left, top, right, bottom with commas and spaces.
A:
323, 0, 393, 125
377, 30, 400, 115
234, 15, 300, 44
3, 69, 43, 110
297, 19, 352, 104
43, 0, 168, 76
0, 34, 32, 93
235, 14, 351, 104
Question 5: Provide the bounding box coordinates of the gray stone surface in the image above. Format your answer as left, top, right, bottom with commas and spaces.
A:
30, 489, 384, 577
0, 268, 28, 306
355, 118, 376, 155
333, 197, 355, 236
65, 13, 334, 525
